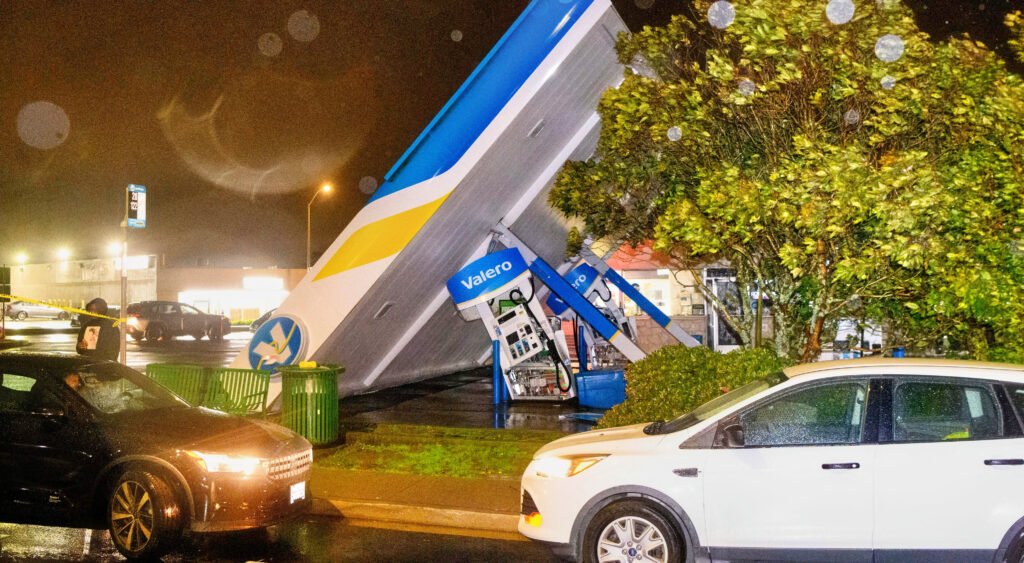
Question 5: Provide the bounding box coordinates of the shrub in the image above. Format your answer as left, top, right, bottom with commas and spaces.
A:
597, 346, 791, 429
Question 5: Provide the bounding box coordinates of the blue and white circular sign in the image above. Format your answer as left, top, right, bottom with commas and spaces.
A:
247, 314, 308, 370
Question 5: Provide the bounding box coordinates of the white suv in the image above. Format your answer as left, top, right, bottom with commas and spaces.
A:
519, 358, 1024, 563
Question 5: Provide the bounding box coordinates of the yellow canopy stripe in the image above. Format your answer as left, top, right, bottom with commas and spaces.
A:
313, 193, 451, 281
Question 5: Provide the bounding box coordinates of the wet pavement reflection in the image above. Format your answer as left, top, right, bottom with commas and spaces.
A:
0, 516, 557, 562
2, 331, 252, 372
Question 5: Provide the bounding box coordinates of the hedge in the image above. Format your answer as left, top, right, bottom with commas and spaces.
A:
597, 345, 791, 429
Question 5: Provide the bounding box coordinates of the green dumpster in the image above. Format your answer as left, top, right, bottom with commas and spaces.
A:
276, 363, 343, 446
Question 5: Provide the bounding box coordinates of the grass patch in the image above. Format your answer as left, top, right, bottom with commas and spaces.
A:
315, 424, 566, 478
317, 441, 540, 478
364, 423, 565, 444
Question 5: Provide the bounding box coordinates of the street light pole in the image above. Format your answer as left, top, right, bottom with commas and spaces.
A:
306, 183, 332, 269
120, 193, 128, 365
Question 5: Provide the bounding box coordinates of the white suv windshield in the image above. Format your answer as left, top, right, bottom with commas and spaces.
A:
647, 371, 788, 435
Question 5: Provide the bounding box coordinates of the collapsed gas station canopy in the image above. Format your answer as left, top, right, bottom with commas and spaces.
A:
234, 0, 629, 396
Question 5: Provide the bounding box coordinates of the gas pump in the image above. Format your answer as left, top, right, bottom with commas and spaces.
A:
446, 248, 575, 401
546, 262, 635, 371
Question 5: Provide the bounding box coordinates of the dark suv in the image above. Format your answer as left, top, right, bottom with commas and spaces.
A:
0, 352, 312, 560
126, 301, 231, 343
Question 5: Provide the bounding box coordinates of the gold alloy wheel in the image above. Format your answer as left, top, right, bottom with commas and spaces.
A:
110, 480, 154, 552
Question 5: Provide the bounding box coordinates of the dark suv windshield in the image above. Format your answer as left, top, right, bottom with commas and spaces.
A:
646, 371, 789, 435
63, 362, 185, 414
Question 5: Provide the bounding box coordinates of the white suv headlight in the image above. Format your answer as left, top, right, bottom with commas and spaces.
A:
533, 455, 608, 478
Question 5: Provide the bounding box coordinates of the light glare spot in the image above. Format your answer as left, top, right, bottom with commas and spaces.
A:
451, 29, 463, 42
258, 33, 283, 57
358, 176, 379, 194
288, 10, 320, 42
874, 34, 904, 62
826, 0, 855, 24
844, 109, 861, 124
881, 75, 896, 89
17, 101, 70, 150
707, 1, 735, 29
667, 126, 682, 141
738, 79, 756, 96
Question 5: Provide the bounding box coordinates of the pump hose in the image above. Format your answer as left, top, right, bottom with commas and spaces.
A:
510, 285, 573, 393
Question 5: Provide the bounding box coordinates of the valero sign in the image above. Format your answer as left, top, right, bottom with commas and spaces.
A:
546, 262, 601, 315
446, 248, 529, 308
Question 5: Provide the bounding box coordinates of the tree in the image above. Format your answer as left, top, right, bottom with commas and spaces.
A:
549, 0, 1024, 362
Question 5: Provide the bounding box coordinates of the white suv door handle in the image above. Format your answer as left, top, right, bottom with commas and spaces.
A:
821, 462, 860, 470
985, 459, 1024, 466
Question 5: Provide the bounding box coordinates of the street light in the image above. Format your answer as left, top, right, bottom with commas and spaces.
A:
56, 248, 70, 261
14, 253, 27, 264
307, 183, 332, 269
107, 242, 121, 256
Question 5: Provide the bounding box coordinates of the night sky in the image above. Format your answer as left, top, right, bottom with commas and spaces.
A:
1, 0, 1019, 269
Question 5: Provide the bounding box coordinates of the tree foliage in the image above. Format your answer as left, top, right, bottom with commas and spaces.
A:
550, 0, 1024, 361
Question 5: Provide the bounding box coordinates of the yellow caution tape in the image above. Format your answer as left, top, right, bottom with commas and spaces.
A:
0, 294, 127, 326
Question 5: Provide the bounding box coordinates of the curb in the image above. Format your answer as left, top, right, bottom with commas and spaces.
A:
310, 497, 520, 534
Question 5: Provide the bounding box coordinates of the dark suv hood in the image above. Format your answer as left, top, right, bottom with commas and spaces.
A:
100, 407, 306, 459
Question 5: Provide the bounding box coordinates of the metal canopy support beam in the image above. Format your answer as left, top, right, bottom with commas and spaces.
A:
529, 256, 645, 363
580, 245, 702, 347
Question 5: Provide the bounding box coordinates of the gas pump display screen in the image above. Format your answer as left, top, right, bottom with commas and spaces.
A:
507, 333, 520, 345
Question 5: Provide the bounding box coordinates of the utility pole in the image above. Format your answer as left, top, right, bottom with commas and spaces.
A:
120, 193, 128, 365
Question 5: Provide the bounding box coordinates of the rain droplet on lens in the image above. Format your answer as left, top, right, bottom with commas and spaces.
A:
707, 1, 735, 30
738, 79, 756, 96
635, 0, 656, 8
844, 109, 861, 124
825, 0, 855, 25
880, 75, 896, 89
874, 34, 904, 62
17, 101, 71, 150
258, 32, 283, 57
667, 126, 682, 141
288, 10, 320, 42
358, 176, 379, 194
450, 29, 463, 42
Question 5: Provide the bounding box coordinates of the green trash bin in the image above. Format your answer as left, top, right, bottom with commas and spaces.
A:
276, 363, 343, 446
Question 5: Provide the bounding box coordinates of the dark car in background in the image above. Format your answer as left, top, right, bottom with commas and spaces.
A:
0, 352, 312, 560
249, 308, 277, 333
4, 300, 71, 321
125, 301, 231, 343
70, 306, 121, 328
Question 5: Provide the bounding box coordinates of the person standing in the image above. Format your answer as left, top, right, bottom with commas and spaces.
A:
76, 298, 121, 362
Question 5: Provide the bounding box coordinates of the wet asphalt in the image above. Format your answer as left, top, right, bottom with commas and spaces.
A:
0, 516, 559, 562
0, 329, 252, 371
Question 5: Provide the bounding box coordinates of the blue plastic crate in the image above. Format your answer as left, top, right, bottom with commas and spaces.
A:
576, 369, 626, 409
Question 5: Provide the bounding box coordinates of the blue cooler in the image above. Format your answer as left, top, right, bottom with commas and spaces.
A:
576, 370, 626, 409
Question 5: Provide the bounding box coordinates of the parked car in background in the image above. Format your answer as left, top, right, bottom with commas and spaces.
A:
70, 306, 120, 328
4, 300, 71, 321
249, 308, 277, 333
0, 352, 312, 560
520, 358, 1024, 562
125, 301, 231, 343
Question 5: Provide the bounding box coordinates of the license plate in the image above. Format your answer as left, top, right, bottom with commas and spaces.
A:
290, 481, 306, 504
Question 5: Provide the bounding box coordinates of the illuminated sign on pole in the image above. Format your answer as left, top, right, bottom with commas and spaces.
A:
127, 184, 146, 228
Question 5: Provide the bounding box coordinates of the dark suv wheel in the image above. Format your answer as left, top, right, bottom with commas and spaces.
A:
144, 323, 167, 343
107, 470, 184, 560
